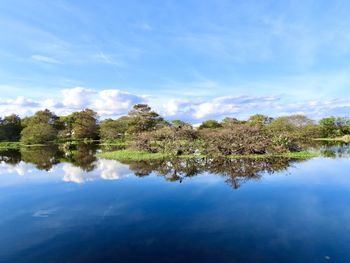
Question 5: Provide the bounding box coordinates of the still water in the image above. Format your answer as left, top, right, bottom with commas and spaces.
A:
0, 144, 350, 262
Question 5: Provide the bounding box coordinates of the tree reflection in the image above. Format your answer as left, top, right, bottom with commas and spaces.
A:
21, 145, 62, 170
205, 157, 292, 189
0, 143, 98, 171
119, 157, 301, 189
0, 149, 21, 165
61, 143, 98, 171
1, 142, 347, 189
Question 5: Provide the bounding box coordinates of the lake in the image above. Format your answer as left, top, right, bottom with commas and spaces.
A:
0, 143, 350, 262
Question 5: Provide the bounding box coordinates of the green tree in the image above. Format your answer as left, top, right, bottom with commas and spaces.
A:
171, 119, 191, 128
319, 117, 349, 137
20, 123, 57, 144
20, 110, 58, 144
100, 116, 130, 141
247, 114, 273, 127
71, 109, 98, 140
57, 114, 76, 141
268, 115, 314, 132
30, 109, 59, 126
128, 104, 165, 133
221, 117, 242, 127
199, 120, 222, 129
0, 114, 22, 141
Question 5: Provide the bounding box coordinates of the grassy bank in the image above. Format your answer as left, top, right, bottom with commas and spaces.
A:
314, 135, 350, 143
97, 149, 320, 161
0, 141, 57, 149
0, 141, 21, 149
97, 150, 167, 161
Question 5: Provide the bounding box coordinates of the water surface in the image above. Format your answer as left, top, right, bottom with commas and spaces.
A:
0, 144, 349, 262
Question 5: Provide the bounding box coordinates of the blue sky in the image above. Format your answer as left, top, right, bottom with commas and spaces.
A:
1, 0, 350, 122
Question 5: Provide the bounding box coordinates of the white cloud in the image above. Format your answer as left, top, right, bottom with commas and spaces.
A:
31, 55, 61, 64
1, 87, 350, 122
161, 95, 279, 121
61, 87, 95, 108
94, 89, 145, 117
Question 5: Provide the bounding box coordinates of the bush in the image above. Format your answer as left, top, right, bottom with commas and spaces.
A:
20, 123, 57, 145
201, 124, 273, 156
132, 126, 201, 156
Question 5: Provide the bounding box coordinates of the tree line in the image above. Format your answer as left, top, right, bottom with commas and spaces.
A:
0, 103, 349, 155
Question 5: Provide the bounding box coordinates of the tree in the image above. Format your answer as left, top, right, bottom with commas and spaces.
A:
20, 110, 58, 144
100, 116, 130, 141
71, 109, 98, 140
0, 114, 22, 141
247, 114, 273, 127
133, 125, 199, 156
221, 117, 242, 127
199, 120, 222, 129
128, 104, 166, 133
267, 115, 315, 133
57, 114, 76, 140
30, 109, 59, 126
171, 120, 191, 128
201, 124, 273, 156
319, 117, 349, 137
267, 115, 320, 141
20, 123, 57, 144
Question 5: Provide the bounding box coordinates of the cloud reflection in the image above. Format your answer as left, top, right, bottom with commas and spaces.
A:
62, 159, 131, 184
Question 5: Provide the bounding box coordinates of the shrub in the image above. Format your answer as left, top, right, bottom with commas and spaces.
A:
200, 124, 273, 156
20, 123, 57, 145
132, 126, 201, 156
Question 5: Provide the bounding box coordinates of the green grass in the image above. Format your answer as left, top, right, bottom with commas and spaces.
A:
99, 141, 128, 147
225, 151, 320, 159
0, 141, 58, 149
0, 141, 21, 149
98, 149, 320, 161
314, 135, 350, 143
97, 150, 167, 161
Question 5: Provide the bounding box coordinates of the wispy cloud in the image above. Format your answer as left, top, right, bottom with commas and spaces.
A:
31, 55, 61, 64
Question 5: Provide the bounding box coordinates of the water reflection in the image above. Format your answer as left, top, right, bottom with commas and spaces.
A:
1, 143, 350, 262
0, 143, 300, 189
121, 157, 297, 189
0, 142, 349, 189
60, 143, 98, 171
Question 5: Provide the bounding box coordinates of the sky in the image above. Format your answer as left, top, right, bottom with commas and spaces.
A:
1, 0, 350, 122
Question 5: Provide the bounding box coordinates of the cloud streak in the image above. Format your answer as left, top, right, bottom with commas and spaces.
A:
31, 55, 61, 64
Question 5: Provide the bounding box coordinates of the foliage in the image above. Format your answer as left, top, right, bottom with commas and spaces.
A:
171, 119, 191, 128
128, 104, 166, 133
0, 114, 22, 141
100, 116, 130, 141
57, 114, 75, 140
266, 115, 321, 142
20, 123, 57, 144
132, 125, 200, 156
29, 109, 59, 126
20, 109, 59, 144
319, 117, 350, 137
247, 114, 273, 126
221, 117, 244, 127
71, 109, 99, 140
201, 124, 277, 156
199, 119, 222, 129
